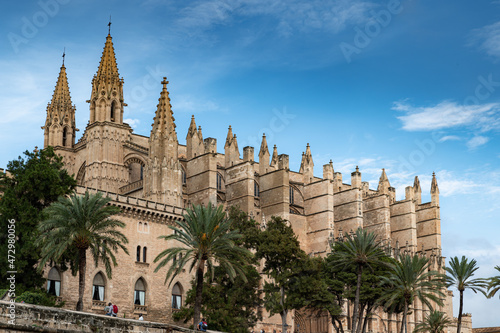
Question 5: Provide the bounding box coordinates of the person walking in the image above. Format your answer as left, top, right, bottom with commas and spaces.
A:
197, 318, 208, 332
105, 303, 113, 316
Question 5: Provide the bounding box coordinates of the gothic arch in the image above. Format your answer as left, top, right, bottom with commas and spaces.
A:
76, 162, 86, 186
124, 155, 146, 167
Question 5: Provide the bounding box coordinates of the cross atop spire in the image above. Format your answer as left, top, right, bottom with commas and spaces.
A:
62, 47, 65, 66
108, 15, 112, 35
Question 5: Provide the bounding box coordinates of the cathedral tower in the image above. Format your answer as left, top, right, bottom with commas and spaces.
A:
43, 54, 77, 149
143, 78, 183, 206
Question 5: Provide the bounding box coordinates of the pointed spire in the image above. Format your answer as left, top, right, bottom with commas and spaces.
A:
300, 143, 314, 183
377, 168, 391, 193
225, 126, 234, 147
431, 172, 439, 194
50, 61, 73, 109
198, 126, 203, 140
259, 133, 269, 156
151, 77, 176, 139
270, 144, 279, 167
187, 115, 197, 138
96, 32, 120, 83
413, 175, 422, 204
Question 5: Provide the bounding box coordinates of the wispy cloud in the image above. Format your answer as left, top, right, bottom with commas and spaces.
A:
394, 100, 500, 132
469, 21, 500, 58
466, 136, 489, 149
439, 135, 461, 142
124, 118, 140, 129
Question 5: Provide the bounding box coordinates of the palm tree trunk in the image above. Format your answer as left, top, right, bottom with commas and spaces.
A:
457, 290, 463, 333
76, 248, 86, 311
193, 260, 205, 330
352, 265, 363, 333
400, 301, 407, 333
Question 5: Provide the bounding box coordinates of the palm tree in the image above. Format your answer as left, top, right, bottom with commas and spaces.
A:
37, 191, 129, 311
414, 310, 453, 333
154, 204, 251, 329
380, 254, 445, 333
329, 228, 387, 333
445, 256, 488, 333
486, 265, 500, 299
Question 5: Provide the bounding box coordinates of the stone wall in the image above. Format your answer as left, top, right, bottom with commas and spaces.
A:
0, 300, 195, 333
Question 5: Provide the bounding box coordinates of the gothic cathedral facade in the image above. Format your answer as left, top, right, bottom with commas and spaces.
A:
41, 31, 471, 333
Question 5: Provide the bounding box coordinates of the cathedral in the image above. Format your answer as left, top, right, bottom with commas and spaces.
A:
40, 30, 471, 333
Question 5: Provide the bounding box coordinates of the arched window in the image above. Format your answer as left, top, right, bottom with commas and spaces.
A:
92, 272, 105, 301
254, 181, 260, 197
172, 283, 182, 309
144, 222, 149, 233
110, 100, 116, 121
182, 169, 187, 185
143, 247, 147, 263
47, 267, 61, 296
289, 186, 295, 205
139, 222, 143, 232
140, 165, 144, 180
134, 278, 146, 305
136, 246, 141, 262
217, 173, 223, 191
62, 127, 67, 147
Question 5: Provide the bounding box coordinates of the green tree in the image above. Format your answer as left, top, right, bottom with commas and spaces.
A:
380, 254, 445, 333
36, 191, 129, 311
329, 228, 387, 333
444, 256, 488, 333
154, 204, 251, 329
172, 207, 262, 333
413, 310, 453, 333
0, 146, 76, 293
487, 265, 500, 299
256, 216, 307, 333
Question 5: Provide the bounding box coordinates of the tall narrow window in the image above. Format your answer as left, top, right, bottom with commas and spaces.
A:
172, 283, 182, 309
182, 169, 187, 185
92, 272, 105, 301
47, 267, 61, 297
289, 187, 295, 205
217, 173, 223, 191
143, 247, 147, 263
134, 278, 146, 305
254, 181, 260, 197
136, 246, 141, 262
62, 127, 67, 147
110, 101, 116, 121
140, 165, 144, 180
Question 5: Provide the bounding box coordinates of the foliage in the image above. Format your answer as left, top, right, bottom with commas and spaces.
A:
0, 146, 76, 293
413, 310, 453, 333
37, 191, 129, 310
329, 228, 388, 333
16, 290, 65, 307
487, 265, 500, 299
445, 256, 488, 333
380, 254, 445, 333
255, 216, 307, 333
154, 204, 252, 328
172, 207, 262, 333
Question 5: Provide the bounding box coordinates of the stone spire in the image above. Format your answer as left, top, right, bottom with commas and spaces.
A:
351, 166, 362, 188
299, 143, 314, 183
431, 172, 440, 206
259, 133, 270, 174
224, 126, 239, 167
143, 78, 182, 206
413, 176, 422, 204
186, 115, 204, 159
270, 144, 279, 168
43, 55, 77, 148
377, 168, 391, 194
88, 30, 125, 124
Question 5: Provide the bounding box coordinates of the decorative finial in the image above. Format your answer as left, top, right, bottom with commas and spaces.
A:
161, 77, 168, 87
356, 165, 359, 172
62, 47, 65, 66
34, 146, 39, 154
108, 16, 112, 35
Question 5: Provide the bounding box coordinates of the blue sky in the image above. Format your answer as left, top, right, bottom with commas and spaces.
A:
1, 0, 500, 327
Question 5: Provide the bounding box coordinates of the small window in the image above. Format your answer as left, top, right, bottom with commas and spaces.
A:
289, 186, 295, 205
139, 222, 143, 232
110, 101, 116, 121
136, 246, 141, 262
62, 127, 68, 147
144, 222, 149, 233
134, 278, 146, 305
143, 247, 147, 263
47, 267, 61, 297
182, 169, 187, 185
92, 272, 105, 301
217, 173, 223, 191
254, 181, 260, 197
140, 165, 143, 180
172, 283, 182, 309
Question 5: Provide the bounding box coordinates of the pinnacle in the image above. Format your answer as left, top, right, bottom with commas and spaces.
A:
259, 133, 269, 156
151, 79, 176, 138
96, 33, 120, 82
49, 63, 73, 112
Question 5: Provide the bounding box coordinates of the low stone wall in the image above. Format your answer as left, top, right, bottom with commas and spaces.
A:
0, 301, 194, 333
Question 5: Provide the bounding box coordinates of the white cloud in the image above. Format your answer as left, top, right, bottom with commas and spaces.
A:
466, 136, 489, 150
394, 100, 500, 132
439, 135, 461, 142
124, 118, 140, 129
469, 21, 500, 58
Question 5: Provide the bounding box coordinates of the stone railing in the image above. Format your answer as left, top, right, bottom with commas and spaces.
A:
0, 300, 198, 333
119, 179, 144, 194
